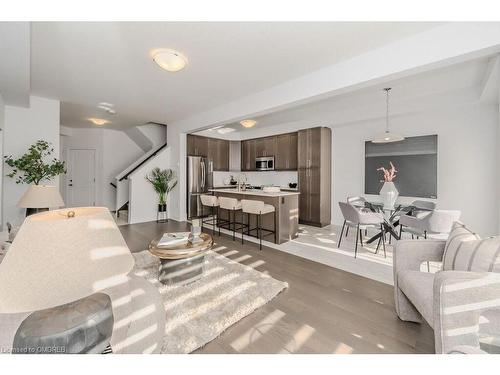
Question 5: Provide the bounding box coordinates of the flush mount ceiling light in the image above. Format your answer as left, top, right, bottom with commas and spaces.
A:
372, 88, 405, 144
88, 118, 109, 126
217, 127, 235, 135
240, 119, 257, 128
151, 49, 188, 72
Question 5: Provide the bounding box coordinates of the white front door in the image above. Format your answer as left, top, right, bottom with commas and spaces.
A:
67, 149, 96, 207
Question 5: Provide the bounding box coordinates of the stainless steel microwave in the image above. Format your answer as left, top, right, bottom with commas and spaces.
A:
256, 156, 274, 171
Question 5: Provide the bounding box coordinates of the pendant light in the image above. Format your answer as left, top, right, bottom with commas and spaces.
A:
372, 88, 405, 143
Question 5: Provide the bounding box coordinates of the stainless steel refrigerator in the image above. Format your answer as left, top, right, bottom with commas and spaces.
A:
187, 156, 213, 219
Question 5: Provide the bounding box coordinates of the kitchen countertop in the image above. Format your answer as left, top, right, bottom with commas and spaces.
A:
209, 188, 300, 197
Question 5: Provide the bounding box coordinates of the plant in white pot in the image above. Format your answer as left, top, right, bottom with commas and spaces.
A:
145, 167, 177, 222
4, 140, 66, 216
377, 161, 399, 209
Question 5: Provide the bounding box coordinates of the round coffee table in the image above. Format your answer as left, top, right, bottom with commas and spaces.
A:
148, 233, 213, 286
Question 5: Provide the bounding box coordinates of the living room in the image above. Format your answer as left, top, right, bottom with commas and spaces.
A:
0, 1, 499, 374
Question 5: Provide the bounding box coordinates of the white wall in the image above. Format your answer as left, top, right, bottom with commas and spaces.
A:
239, 104, 499, 235
0, 93, 4, 228
333, 104, 498, 236
498, 67, 500, 233
60, 127, 144, 210
128, 147, 172, 224
3, 96, 60, 226
171, 102, 499, 236
102, 129, 144, 209
138, 123, 167, 149
219, 101, 499, 235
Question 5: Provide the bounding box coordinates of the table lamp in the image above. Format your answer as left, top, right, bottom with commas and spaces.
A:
0, 207, 134, 314
17, 185, 65, 216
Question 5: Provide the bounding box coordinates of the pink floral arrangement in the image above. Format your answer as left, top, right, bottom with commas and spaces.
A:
377, 161, 397, 182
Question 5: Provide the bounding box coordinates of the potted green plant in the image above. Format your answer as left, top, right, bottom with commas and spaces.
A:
4, 140, 66, 215
145, 167, 177, 221
4, 140, 66, 185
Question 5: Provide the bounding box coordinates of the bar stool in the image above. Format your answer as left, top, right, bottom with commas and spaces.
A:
200, 194, 219, 236
218, 197, 243, 241
241, 199, 276, 250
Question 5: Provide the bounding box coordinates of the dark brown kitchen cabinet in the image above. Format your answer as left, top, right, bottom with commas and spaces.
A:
254, 136, 277, 158
207, 138, 229, 171
241, 139, 257, 171
187, 134, 208, 157
241, 140, 249, 170
216, 138, 229, 171
255, 138, 265, 158
263, 136, 277, 157
243, 134, 294, 171
187, 134, 229, 171
195, 136, 208, 157
298, 127, 331, 227
187, 134, 196, 155
276, 132, 298, 170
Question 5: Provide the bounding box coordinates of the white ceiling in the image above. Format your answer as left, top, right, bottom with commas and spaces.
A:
0, 22, 30, 106
194, 57, 493, 139
28, 22, 442, 129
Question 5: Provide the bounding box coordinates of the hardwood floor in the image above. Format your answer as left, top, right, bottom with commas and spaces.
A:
119, 219, 435, 354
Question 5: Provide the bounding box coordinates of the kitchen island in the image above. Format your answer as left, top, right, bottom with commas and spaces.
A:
209, 188, 300, 244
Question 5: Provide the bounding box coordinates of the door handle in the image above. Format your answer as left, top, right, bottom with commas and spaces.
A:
68, 184, 73, 187
200, 160, 205, 189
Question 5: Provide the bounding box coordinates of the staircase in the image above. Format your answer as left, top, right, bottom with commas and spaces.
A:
113, 142, 168, 220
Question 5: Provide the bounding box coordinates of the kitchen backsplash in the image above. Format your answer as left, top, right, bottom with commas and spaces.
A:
213, 171, 298, 188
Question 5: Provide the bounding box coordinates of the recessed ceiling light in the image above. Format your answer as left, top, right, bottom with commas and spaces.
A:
88, 118, 109, 126
97, 103, 117, 115
240, 119, 257, 128
217, 127, 235, 134
207, 125, 224, 132
151, 49, 188, 72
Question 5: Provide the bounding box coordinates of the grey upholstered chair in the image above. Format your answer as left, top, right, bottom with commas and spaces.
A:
347, 196, 366, 205
338, 202, 385, 258
346, 196, 368, 236
399, 209, 461, 239
394, 222, 500, 354
411, 200, 436, 210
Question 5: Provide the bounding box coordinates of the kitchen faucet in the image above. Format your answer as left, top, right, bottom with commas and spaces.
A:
237, 173, 247, 191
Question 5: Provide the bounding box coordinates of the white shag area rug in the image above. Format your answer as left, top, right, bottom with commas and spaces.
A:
132, 250, 288, 354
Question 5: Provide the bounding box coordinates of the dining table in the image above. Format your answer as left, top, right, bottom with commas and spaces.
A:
351, 201, 433, 245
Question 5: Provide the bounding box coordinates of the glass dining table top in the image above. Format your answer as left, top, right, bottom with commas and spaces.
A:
352, 201, 433, 213
350, 200, 433, 243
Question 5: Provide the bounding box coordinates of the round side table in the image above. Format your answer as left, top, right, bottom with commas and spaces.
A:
148, 233, 213, 286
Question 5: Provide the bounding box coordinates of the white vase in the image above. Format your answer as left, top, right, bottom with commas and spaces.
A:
379, 182, 399, 209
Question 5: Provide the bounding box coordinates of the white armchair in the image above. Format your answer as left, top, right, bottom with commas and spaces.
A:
394, 228, 500, 353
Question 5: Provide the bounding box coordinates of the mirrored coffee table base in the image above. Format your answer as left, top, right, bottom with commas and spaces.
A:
148, 233, 214, 286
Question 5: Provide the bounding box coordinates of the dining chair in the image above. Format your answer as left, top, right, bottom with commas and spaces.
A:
411, 200, 436, 211
346, 196, 368, 236
399, 209, 461, 239
394, 200, 436, 242
338, 202, 386, 258
347, 196, 366, 205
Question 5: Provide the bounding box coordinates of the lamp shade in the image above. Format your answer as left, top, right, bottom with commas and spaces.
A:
372, 131, 405, 144
17, 185, 65, 208
0, 207, 134, 313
